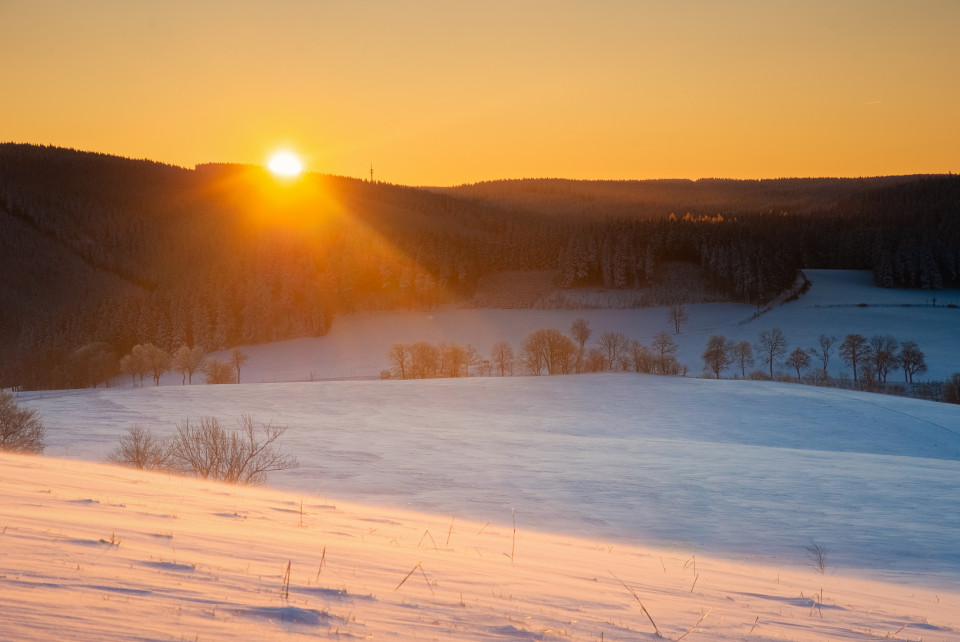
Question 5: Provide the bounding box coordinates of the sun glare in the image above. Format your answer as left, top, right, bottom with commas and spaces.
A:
268, 151, 303, 178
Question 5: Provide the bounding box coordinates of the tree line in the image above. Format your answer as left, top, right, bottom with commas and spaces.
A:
697, 328, 960, 403
699, 329, 928, 385
386, 317, 688, 380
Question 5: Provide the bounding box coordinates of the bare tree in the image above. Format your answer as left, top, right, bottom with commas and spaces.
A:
898, 341, 927, 383
808, 334, 836, 375
441, 342, 469, 378
839, 333, 869, 382
668, 304, 688, 334
702, 335, 732, 379
465, 344, 482, 377
785, 347, 811, 381
730, 341, 754, 378
167, 415, 298, 485
172, 344, 206, 385
570, 318, 592, 372
869, 335, 899, 383
387, 343, 410, 379
585, 347, 607, 373
521, 329, 576, 375
490, 341, 514, 377
107, 425, 170, 470
204, 358, 236, 384
627, 340, 654, 373
0, 390, 45, 453
598, 331, 629, 371
757, 328, 787, 379
409, 341, 440, 379
651, 331, 677, 374
230, 348, 249, 384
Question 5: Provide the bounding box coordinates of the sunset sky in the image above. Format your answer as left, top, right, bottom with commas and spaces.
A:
3, 0, 958, 185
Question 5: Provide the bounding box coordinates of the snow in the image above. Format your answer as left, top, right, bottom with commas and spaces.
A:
21, 374, 960, 590
4, 270, 960, 639
178, 269, 959, 385
3, 450, 959, 640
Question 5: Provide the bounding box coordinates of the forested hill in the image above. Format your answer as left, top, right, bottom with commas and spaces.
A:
1, 143, 958, 390
435, 175, 928, 219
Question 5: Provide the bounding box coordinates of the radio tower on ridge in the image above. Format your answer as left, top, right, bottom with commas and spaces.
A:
370, 163, 374, 183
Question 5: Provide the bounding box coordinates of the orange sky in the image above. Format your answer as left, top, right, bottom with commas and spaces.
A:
2, 0, 958, 186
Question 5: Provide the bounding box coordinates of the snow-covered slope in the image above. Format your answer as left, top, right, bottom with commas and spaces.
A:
7, 269, 959, 639
21, 373, 960, 590
3, 451, 958, 641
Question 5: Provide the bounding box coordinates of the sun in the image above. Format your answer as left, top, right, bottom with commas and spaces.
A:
267, 151, 303, 178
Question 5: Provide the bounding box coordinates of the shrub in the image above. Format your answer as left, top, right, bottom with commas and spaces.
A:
107, 415, 298, 485
747, 370, 771, 381
0, 390, 45, 453
107, 425, 169, 470
167, 415, 298, 485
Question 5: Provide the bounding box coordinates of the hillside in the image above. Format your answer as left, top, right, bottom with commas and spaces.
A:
2, 143, 959, 390
5, 449, 958, 640
20, 373, 960, 587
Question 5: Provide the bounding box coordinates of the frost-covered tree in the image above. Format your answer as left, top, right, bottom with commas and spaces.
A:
138, 343, 171, 386
203, 358, 236, 384
172, 344, 206, 385
120, 344, 150, 386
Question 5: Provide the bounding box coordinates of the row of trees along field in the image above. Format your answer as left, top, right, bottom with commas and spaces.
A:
384, 319, 960, 404
699, 329, 928, 383
386, 318, 687, 380
3, 144, 959, 390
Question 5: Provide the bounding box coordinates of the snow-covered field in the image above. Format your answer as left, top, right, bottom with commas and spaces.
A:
4, 270, 960, 640
187, 269, 959, 385
5, 451, 958, 641
22, 375, 960, 588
